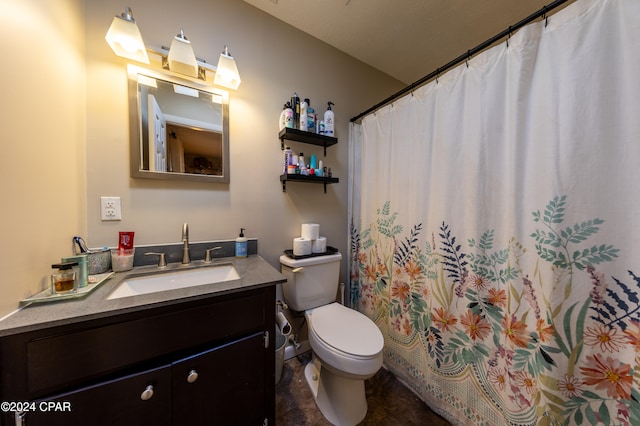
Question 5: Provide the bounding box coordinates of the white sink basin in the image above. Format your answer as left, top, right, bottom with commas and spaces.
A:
107, 264, 240, 300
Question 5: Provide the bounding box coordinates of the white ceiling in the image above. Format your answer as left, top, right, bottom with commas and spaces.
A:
242, 0, 573, 84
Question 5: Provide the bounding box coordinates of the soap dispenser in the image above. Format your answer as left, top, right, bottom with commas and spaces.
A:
235, 228, 248, 258
324, 101, 335, 137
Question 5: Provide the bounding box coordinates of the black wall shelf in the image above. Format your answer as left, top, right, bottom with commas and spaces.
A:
279, 128, 337, 156
280, 174, 339, 193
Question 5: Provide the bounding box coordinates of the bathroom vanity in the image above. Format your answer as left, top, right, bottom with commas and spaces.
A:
0, 256, 285, 426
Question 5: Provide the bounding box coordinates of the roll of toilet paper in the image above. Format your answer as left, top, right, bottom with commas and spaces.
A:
312, 236, 327, 254
293, 237, 312, 256
276, 311, 291, 335
301, 223, 320, 240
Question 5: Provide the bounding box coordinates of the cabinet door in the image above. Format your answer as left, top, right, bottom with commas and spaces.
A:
20, 365, 171, 426
172, 332, 267, 425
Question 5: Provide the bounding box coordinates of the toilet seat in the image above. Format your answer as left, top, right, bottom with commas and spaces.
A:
307, 303, 383, 358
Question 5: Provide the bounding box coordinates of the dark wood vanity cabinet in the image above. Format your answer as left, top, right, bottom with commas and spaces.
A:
0, 285, 276, 426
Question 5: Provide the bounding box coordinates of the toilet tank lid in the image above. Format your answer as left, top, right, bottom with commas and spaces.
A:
279, 252, 342, 268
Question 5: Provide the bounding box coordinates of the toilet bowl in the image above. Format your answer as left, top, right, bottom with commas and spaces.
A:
304, 303, 383, 426
280, 253, 384, 425
306, 303, 383, 376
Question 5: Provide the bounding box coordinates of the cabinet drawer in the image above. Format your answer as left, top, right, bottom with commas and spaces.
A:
22, 364, 171, 426
26, 292, 265, 394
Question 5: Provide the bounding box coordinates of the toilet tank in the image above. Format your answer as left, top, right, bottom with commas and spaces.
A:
279, 253, 342, 311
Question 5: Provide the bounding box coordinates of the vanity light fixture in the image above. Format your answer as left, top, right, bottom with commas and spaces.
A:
105, 6, 149, 64
214, 46, 241, 90
106, 9, 240, 89
167, 29, 199, 79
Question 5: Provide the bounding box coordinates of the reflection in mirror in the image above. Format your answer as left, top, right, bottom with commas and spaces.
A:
128, 65, 230, 183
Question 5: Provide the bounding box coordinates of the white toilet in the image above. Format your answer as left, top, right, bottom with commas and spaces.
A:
280, 253, 384, 426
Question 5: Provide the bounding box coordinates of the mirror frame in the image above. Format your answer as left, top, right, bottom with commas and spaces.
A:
127, 65, 230, 183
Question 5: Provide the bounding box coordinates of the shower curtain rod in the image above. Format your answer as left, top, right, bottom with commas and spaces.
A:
350, 0, 572, 123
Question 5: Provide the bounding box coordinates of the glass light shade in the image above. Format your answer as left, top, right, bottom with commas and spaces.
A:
167, 32, 198, 78
214, 47, 241, 90
105, 11, 149, 64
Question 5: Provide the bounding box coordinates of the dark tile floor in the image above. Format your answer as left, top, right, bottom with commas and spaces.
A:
276, 353, 451, 425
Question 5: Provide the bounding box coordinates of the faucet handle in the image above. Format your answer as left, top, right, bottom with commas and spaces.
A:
145, 252, 167, 268
204, 247, 222, 263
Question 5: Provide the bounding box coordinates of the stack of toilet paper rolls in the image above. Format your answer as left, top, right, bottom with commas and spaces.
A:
293, 223, 328, 256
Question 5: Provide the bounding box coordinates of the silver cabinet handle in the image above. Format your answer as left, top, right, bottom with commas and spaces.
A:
140, 385, 154, 401
187, 369, 199, 383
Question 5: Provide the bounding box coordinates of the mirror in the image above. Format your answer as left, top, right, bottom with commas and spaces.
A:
128, 65, 230, 183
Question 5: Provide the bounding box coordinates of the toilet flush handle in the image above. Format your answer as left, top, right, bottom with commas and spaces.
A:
292, 267, 304, 273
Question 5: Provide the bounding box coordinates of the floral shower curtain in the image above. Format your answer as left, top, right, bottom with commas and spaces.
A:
348, 0, 640, 424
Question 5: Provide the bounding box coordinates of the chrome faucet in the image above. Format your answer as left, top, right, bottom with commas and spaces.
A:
182, 223, 191, 264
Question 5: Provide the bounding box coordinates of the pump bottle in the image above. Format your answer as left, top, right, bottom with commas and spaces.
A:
279, 102, 294, 130
324, 101, 335, 137
235, 228, 248, 258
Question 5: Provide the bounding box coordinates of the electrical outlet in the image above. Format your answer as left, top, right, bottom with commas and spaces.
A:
101, 196, 122, 221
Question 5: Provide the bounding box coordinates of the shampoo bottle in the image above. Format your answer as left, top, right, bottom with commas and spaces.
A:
283, 146, 293, 173
235, 228, 248, 258
279, 102, 294, 130
299, 98, 309, 131
307, 105, 315, 133
324, 101, 335, 137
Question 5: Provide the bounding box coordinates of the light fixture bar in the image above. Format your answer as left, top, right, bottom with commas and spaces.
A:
158, 45, 208, 81
106, 9, 240, 90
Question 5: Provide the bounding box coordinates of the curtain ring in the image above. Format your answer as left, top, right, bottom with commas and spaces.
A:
435, 68, 440, 84
466, 50, 471, 68
506, 26, 512, 48
543, 6, 549, 27
542, 5, 549, 28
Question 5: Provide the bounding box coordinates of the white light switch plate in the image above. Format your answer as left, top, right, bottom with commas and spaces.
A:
101, 196, 122, 221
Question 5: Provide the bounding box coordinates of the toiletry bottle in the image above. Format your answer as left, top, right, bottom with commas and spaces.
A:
279, 104, 286, 131
284, 102, 293, 128
299, 98, 309, 131
283, 146, 293, 173
298, 153, 307, 175
307, 104, 315, 133
291, 92, 300, 129
324, 101, 335, 137
280, 102, 294, 130
235, 228, 248, 258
